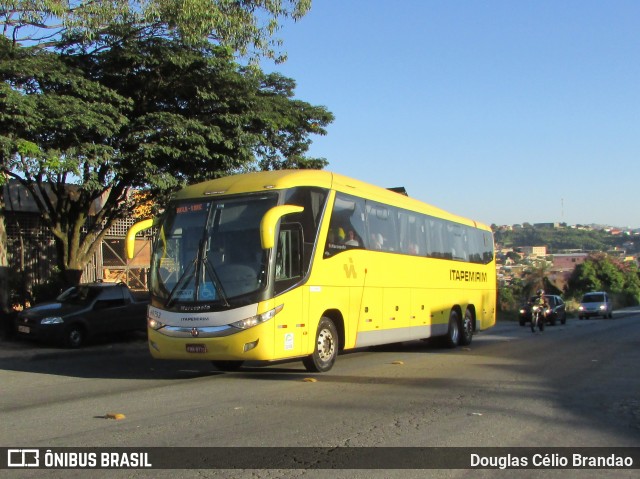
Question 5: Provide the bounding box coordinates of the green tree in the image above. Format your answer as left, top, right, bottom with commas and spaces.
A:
0, 0, 312, 306
1, 0, 310, 62
521, 259, 551, 299
567, 253, 640, 305
0, 172, 7, 315
0, 34, 333, 285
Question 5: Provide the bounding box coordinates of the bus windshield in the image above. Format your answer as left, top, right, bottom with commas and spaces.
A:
150, 194, 279, 309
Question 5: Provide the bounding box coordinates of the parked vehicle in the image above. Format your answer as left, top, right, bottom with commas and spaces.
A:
578, 291, 613, 319
519, 294, 567, 326
15, 282, 148, 347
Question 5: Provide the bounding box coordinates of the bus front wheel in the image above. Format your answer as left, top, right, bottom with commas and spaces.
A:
303, 317, 338, 373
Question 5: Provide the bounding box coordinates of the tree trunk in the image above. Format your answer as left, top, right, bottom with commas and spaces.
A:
62, 268, 84, 287
0, 186, 9, 315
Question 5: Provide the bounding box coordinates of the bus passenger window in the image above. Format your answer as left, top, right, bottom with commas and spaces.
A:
324, 193, 367, 257
366, 202, 398, 252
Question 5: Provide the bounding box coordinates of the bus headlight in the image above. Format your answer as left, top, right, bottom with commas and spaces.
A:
231, 304, 283, 330
148, 318, 166, 330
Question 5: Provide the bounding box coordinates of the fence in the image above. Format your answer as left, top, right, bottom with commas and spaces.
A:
5, 211, 151, 301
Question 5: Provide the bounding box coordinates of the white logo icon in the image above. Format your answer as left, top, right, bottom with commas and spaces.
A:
8, 449, 40, 467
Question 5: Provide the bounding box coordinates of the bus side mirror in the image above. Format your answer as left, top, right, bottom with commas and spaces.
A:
126, 219, 155, 259
260, 205, 304, 249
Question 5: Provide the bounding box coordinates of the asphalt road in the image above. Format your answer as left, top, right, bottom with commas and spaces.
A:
1, 309, 639, 479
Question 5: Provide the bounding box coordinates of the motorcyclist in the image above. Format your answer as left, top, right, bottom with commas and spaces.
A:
532, 289, 548, 308
530, 289, 548, 331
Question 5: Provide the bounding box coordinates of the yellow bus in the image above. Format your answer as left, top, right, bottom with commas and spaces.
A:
127, 170, 496, 372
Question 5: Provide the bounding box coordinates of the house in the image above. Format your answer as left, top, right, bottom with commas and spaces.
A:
519, 246, 547, 257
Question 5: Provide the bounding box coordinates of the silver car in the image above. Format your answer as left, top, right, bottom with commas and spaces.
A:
578, 292, 613, 319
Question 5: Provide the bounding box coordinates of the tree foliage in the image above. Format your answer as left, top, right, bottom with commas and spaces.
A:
1, 0, 311, 62
494, 226, 617, 252
567, 253, 640, 304
0, 32, 333, 284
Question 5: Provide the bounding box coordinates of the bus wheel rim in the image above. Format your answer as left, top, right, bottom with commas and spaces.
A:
317, 328, 335, 361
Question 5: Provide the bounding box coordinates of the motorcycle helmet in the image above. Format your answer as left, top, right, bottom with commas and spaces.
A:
536, 289, 544, 296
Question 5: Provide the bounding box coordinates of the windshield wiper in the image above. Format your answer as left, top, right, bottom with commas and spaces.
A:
202, 254, 230, 308
165, 258, 197, 308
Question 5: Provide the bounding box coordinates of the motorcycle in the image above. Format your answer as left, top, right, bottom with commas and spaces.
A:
530, 304, 546, 332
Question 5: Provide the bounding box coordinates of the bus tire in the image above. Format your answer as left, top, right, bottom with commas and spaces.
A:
460, 309, 473, 346
303, 317, 338, 373
444, 310, 460, 348
211, 360, 244, 371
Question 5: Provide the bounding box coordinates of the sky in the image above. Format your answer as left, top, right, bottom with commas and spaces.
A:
264, 0, 640, 228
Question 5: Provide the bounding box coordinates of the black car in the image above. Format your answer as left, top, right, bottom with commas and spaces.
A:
15, 282, 148, 347
519, 294, 567, 326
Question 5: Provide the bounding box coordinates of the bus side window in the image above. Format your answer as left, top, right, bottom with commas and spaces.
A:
398, 210, 424, 255
324, 193, 367, 257
274, 225, 303, 294
366, 202, 398, 252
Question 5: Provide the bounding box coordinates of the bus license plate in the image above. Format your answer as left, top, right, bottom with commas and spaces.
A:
186, 344, 207, 354
18, 325, 30, 334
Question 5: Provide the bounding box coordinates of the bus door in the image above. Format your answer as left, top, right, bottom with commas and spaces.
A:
272, 225, 308, 358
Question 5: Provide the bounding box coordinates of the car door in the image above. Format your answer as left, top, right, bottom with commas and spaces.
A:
91, 287, 128, 334
556, 296, 566, 319
545, 296, 556, 321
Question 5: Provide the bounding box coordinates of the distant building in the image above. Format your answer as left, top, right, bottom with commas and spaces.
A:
551, 253, 588, 272
533, 223, 560, 229
519, 246, 547, 257
548, 253, 588, 292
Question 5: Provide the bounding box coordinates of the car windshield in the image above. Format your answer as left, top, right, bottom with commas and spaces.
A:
582, 294, 605, 303
56, 286, 102, 305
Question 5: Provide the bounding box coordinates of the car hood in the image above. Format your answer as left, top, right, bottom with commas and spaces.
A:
19, 302, 88, 320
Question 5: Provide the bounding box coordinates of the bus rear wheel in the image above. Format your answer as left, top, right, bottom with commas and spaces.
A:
460, 309, 473, 346
303, 317, 338, 373
444, 310, 460, 348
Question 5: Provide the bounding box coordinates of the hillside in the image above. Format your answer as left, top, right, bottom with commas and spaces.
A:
493, 226, 638, 254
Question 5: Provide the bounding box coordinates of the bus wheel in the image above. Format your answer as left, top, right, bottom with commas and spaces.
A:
303, 317, 338, 373
444, 310, 460, 348
211, 360, 244, 372
460, 309, 473, 346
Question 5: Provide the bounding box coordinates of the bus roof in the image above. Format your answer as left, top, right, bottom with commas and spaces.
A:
174, 170, 490, 232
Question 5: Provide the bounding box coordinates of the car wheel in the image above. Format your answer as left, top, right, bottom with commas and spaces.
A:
64, 324, 85, 348
303, 317, 339, 373
561, 313, 566, 325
